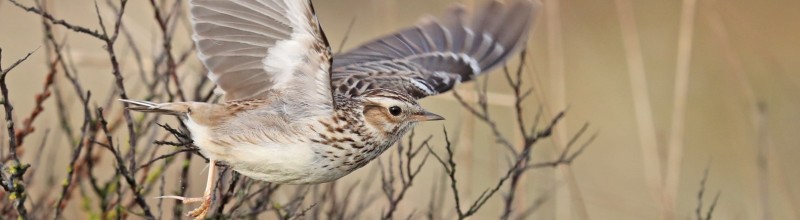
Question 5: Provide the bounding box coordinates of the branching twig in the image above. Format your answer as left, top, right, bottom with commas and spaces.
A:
134, 148, 194, 173
696, 163, 721, 220
0, 47, 37, 219
440, 52, 592, 219
8, 0, 107, 40
380, 130, 432, 220
53, 91, 91, 219
148, 0, 185, 101
13, 52, 57, 148
96, 107, 154, 219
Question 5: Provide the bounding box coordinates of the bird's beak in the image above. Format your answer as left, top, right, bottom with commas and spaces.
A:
413, 111, 445, 121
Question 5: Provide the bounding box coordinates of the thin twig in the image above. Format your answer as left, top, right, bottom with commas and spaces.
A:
335, 17, 357, 55
696, 163, 721, 220
381, 130, 432, 220
0, 47, 37, 219
96, 107, 154, 219
135, 148, 195, 173
53, 91, 91, 220
8, 0, 107, 40
148, 0, 185, 101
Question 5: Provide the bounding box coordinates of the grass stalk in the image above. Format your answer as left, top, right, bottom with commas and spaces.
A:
665, 0, 698, 216
612, 0, 668, 218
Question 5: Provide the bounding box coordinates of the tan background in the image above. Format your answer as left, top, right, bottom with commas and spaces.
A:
1, 0, 799, 219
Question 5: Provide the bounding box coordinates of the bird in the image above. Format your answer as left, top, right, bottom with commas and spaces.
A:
122, 0, 538, 218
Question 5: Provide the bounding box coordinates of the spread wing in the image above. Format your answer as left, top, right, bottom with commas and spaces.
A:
331, 0, 538, 99
191, 0, 333, 107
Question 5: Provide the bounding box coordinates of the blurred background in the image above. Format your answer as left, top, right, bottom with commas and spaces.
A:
0, 0, 798, 219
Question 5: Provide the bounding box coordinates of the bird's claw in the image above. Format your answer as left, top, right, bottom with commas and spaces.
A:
156, 195, 212, 219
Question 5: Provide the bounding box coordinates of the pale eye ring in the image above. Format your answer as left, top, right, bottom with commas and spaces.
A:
388, 106, 402, 116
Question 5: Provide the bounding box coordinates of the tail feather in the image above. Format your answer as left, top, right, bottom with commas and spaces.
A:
120, 99, 190, 115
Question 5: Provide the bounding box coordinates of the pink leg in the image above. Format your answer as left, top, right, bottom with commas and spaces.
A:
156, 160, 216, 219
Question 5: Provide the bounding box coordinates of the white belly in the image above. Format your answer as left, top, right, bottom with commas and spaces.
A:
185, 117, 346, 184
219, 142, 346, 184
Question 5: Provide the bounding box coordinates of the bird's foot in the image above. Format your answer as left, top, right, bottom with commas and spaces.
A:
156, 195, 212, 219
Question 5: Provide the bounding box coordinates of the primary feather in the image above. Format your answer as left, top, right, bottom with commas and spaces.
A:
331, 0, 539, 99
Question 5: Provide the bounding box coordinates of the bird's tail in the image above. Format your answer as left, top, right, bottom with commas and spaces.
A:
120, 99, 191, 115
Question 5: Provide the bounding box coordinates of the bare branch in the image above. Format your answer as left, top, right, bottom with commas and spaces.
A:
53, 91, 91, 219
7, 0, 107, 40
0, 47, 37, 219
381, 129, 432, 220
96, 107, 154, 219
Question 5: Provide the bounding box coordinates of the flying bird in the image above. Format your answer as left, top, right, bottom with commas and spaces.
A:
123, 0, 538, 218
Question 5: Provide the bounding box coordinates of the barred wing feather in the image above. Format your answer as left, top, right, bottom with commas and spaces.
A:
332, 0, 538, 99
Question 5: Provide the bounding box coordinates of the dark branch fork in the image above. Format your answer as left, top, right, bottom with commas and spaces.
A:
696, 163, 721, 220
379, 129, 433, 220
427, 52, 595, 219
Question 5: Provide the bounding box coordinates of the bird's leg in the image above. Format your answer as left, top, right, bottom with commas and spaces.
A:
156, 159, 216, 219
188, 159, 216, 219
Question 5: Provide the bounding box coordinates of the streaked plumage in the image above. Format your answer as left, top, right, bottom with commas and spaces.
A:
123, 0, 538, 218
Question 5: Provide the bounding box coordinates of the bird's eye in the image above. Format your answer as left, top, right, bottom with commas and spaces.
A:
388, 106, 402, 116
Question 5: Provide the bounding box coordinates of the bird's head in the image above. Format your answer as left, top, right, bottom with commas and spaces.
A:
358, 89, 444, 137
